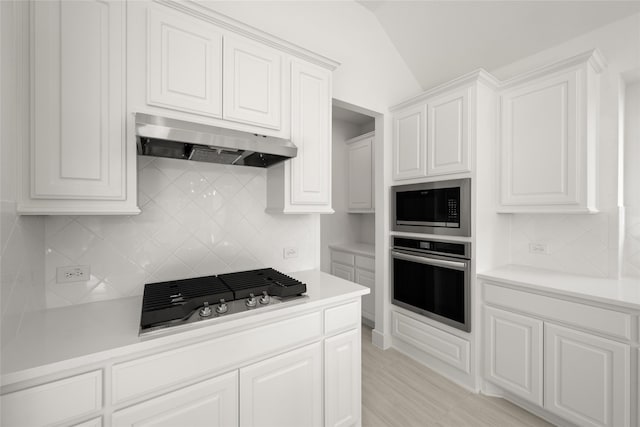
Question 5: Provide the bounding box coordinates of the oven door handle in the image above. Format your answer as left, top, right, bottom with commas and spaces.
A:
391, 250, 467, 270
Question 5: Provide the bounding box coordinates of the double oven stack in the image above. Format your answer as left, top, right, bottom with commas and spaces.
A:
391, 178, 472, 332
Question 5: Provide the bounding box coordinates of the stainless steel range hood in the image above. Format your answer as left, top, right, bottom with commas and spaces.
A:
135, 113, 297, 168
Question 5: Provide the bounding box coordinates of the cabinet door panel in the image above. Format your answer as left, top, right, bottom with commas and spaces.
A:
112, 372, 238, 427
544, 323, 630, 427
331, 262, 354, 282
427, 88, 470, 176
147, 5, 223, 118
224, 36, 282, 129
347, 137, 374, 211
325, 329, 361, 427
484, 306, 543, 405
32, 0, 125, 199
240, 342, 322, 427
393, 104, 427, 180
500, 70, 578, 207
355, 268, 375, 322
290, 61, 331, 205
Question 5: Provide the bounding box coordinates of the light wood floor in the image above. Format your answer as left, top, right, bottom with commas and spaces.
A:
361, 326, 554, 427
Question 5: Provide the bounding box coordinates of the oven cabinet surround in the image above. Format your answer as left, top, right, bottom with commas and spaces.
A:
346, 132, 375, 213
390, 71, 497, 182
18, 0, 139, 215
497, 49, 605, 213
0, 271, 367, 427
479, 267, 640, 427
329, 244, 375, 325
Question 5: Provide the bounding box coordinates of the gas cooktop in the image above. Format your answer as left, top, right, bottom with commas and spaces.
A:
140, 268, 307, 335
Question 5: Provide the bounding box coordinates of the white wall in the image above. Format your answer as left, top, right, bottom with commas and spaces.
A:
1, 1, 46, 346
623, 81, 640, 277
491, 14, 640, 277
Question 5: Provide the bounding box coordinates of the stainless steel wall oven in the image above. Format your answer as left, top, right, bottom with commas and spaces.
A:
392, 178, 470, 237
391, 237, 471, 332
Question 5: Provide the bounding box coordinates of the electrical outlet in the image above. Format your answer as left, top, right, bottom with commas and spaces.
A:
56, 265, 90, 283
283, 247, 298, 259
529, 242, 550, 255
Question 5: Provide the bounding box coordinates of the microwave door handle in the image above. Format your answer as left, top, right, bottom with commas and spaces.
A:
391, 251, 467, 270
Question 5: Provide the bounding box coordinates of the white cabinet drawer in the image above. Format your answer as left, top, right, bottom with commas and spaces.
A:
324, 301, 360, 336
113, 371, 238, 427
483, 283, 633, 340
392, 311, 470, 373
355, 255, 375, 272
331, 250, 355, 266
112, 311, 322, 404
1, 370, 102, 427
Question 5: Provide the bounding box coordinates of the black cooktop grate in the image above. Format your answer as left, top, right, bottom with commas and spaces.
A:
218, 268, 306, 299
141, 276, 234, 329
140, 268, 306, 330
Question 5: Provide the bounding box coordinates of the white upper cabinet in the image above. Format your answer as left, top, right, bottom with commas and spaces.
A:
347, 132, 374, 212
19, 0, 138, 215
391, 72, 494, 182
392, 103, 427, 180
223, 36, 283, 130
267, 60, 333, 213
128, 1, 290, 138
498, 50, 605, 213
146, 5, 223, 118
427, 87, 470, 176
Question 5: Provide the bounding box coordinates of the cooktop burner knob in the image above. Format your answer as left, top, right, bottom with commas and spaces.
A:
199, 302, 212, 317
246, 293, 257, 308
259, 291, 270, 305
215, 299, 228, 314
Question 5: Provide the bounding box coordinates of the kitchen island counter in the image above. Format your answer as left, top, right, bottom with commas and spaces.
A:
1, 269, 369, 387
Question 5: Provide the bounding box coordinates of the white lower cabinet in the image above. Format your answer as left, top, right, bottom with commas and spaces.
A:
240, 342, 323, 427
355, 269, 375, 324
112, 372, 238, 427
331, 262, 354, 282
544, 323, 630, 427
0, 370, 102, 427
1, 299, 364, 427
325, 329, 361, 427
329, 247, 375, 325
482, 281, 635, 427
484, 306, 543, 406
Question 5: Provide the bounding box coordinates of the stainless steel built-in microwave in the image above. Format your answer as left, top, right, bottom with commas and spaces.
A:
392, 178, 471, 237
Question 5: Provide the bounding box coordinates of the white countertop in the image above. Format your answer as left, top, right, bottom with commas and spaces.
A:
478, 265, 640, 310
328, 242, 375, 257
0, 270, 369, 386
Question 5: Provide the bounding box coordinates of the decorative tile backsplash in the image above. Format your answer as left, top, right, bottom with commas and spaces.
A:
0, 201, 46, 346
44, 157, 319, 308
509, 213, 612, 277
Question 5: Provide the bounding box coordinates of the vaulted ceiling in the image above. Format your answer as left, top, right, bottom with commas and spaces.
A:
358, 1, 640, 89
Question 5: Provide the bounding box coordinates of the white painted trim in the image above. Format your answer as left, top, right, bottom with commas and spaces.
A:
345, 131, 375, 145
390, 68, 499, 111
499, 49, 606, 90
